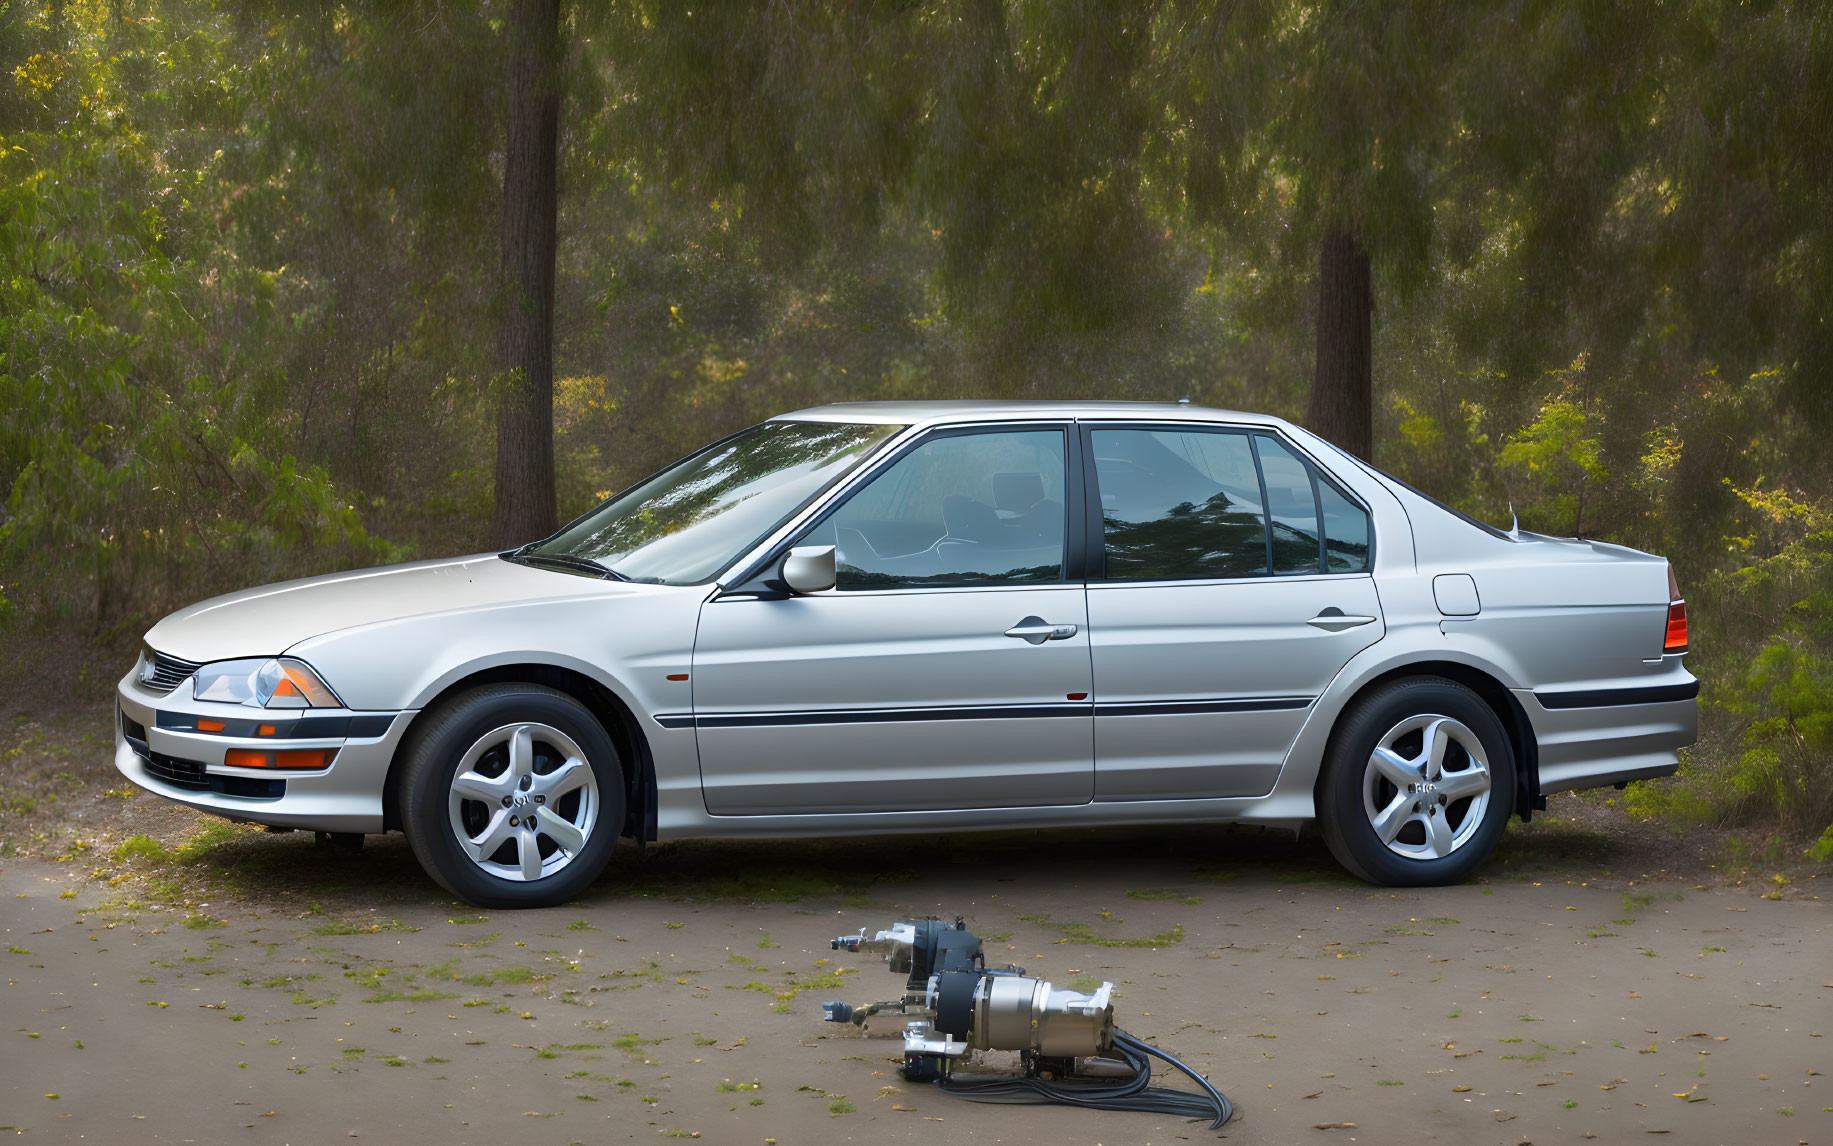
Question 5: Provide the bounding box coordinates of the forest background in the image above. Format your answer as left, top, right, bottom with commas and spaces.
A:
3, 0, 1830, 857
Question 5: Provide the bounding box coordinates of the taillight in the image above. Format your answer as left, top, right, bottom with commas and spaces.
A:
1664, 564, 1688, 654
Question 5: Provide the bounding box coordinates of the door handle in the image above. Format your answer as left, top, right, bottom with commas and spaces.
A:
1307, 607, 1377, 632
1005, 616, 1079, 645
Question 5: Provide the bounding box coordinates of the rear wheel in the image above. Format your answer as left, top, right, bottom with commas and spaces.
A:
399, 684, 624, 908
1318, 677, 1514, 886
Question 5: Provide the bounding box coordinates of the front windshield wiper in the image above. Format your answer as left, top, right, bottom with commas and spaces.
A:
502, 550, 629, 581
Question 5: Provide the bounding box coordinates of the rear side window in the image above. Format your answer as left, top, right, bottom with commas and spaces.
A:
1253, 436, 1322, 574
1319, 480, 1371, 572
1090, 427, 1371, 580
1091, 428, 1266, 580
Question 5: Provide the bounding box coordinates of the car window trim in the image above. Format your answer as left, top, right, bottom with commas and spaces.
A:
1078, 420, 1375, 584
718, 421, 1086, 598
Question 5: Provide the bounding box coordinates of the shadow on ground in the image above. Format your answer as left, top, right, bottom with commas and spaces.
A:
98, 810, 1642, 918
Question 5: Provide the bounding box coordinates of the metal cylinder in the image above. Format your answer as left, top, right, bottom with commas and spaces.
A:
967, 973, 1113, 1057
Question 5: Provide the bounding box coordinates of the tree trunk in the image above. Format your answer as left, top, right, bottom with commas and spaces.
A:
1306, 228, 1374, 460
491, 0, 563, 548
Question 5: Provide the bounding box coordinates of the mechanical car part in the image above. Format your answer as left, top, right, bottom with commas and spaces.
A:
823, 918, 1230, 1128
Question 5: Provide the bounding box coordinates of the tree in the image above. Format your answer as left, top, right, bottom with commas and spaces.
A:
492, 0, 565, 547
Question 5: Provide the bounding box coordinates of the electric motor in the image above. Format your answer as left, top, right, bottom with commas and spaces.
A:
820, 917, 1231, 1129
824, 917, 1115, 1072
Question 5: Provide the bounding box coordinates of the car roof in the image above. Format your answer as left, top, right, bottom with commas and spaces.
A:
773, 399, 1289, 429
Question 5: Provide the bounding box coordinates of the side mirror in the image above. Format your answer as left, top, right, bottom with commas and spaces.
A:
780, 545, 836, 595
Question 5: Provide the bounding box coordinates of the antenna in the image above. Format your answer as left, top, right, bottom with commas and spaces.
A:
1507, 502, 1520, 541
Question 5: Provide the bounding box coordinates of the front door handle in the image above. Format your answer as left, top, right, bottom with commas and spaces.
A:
1005, 616, 1079, 645
1307, 606, 1377, 632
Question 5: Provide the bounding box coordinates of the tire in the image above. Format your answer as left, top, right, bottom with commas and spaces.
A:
1318, 676, 1515, 887
398, 684, 625, 908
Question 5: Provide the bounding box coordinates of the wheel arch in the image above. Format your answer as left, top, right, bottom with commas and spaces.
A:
1310, 660, 1540, 823
382, 663, 657, 842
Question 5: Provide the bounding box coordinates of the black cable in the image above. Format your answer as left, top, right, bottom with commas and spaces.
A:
933, 1026, 1231, 1130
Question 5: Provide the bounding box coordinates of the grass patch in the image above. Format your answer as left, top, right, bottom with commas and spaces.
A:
1016, 912, 1184, 948
312, 919, 419, 935
726, 965, 860, 1003
1124, 889, 1203, 905
183, 913, 225, 930
111, 835, 168, 864
362, 989, 459, 1004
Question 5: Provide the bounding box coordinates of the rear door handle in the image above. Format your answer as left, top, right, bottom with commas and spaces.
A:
1307, 607, 1377, 632
1005, 616, 1079, 645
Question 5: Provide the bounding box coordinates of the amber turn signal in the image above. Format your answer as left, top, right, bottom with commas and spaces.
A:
223, 748, 332, 770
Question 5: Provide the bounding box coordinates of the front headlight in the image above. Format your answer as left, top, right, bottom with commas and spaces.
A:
191, 657, 344, 709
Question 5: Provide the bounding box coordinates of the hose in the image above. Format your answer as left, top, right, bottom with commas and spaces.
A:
932, 1027, 1232, 1130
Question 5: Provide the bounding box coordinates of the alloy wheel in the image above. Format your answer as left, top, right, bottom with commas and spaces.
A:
446, 722, 599, 882
1359, 713, 1492, 862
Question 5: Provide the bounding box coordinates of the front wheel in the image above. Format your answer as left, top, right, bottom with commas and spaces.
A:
1318, 677, 1515, 887
398, 684, 625, 908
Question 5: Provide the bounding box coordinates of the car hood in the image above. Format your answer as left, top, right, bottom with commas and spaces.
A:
143, 553, 644, 665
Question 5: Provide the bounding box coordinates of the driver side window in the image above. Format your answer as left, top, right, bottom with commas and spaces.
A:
807, 429, 1068, 590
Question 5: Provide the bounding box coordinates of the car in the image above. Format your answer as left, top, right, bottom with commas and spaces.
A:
114, 401, 1699, 906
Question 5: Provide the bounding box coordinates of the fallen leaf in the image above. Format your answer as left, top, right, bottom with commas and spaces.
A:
1452, 1085, 1472, 1093
1312, 1123, 1357, 1130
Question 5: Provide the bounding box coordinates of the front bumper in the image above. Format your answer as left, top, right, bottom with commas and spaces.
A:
1514, 673, 1699, 795
115, 669, 415, 833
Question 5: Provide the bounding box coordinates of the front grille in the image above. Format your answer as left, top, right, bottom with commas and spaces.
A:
141, 648, 204, 693
144, 750, 210, 789
137, 748, 284, 799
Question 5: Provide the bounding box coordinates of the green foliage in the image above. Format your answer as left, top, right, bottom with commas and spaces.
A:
4, 0, 1832, 849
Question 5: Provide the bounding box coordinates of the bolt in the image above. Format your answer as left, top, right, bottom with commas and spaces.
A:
534, 794, 545, 804
1439, 794, 1448, 805
501, 795, 513, 807
520, 775, 532, 791
508, 815, 519, 827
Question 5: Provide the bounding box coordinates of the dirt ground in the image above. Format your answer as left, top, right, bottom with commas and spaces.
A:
3, 794, 1830, 1146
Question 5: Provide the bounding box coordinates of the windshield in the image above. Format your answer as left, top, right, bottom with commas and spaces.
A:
520, 420, 903, 584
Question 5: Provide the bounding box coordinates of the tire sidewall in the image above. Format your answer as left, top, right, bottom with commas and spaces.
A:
1321, 678, 1515, 887
401, 685, 624, 908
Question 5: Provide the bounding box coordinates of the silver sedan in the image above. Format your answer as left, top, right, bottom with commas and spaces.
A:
114, 402, 1698, 906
